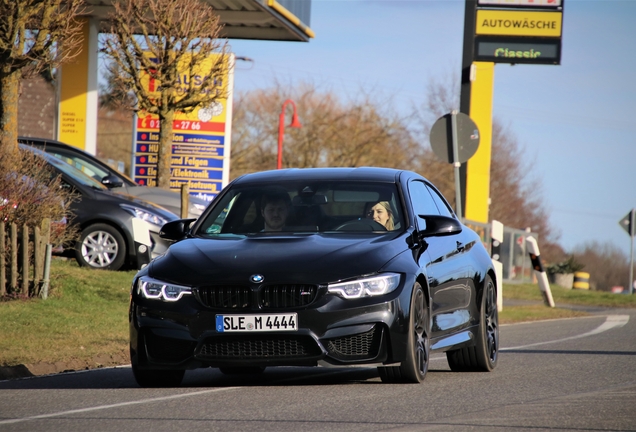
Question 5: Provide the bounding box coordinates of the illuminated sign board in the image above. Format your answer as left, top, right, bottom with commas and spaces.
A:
478, 0, 561, 7
476, 9, 562, 37
474, 37, 561, 64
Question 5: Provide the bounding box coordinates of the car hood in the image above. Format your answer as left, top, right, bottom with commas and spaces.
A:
115, 185, 208, 217
89, 188, 178, 222
148, 232, 409, 286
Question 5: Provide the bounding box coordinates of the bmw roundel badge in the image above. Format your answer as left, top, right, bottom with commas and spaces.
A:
250, 274, 264, 284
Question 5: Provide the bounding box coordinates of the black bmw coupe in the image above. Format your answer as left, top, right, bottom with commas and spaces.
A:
129, 167, 499, 386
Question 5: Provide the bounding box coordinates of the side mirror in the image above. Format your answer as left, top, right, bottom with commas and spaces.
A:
417, 215, 462, 238
159, 218, 196, 241
101, 174, 124, 188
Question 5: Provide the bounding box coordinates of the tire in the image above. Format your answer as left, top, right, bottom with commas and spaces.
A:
132, 364, 185, 388
75, 223, 126, 270
446, 274, 499, 372
219, 366, 266, 375
379, 282, 430, 383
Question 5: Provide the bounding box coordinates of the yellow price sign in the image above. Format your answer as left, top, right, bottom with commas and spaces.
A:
476, 10, 562, 37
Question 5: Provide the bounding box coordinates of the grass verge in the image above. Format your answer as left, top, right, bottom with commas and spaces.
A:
503, 282, 636, 308
500, 282, 635, 324
0, 259, 135, 370
0, 260, 634, 374
499, 305, 590, 324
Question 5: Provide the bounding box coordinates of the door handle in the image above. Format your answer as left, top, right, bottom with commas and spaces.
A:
456, 241, 464, 252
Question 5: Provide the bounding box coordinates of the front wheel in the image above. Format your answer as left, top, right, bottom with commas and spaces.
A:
446, 274, 499, 372
379, 282, 430, 383
75, 223, 126, 270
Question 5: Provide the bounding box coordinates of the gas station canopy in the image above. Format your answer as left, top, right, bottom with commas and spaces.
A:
83, 0, 314, 42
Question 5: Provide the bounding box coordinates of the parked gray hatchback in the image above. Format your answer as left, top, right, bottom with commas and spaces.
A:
18, 137, 208, 219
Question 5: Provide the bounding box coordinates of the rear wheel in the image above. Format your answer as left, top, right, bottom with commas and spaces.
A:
379, 282, 430, 383
446, 274, 499, 372
75, 223, 126, 270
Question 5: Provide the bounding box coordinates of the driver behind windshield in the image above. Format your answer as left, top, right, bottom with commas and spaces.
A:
261, 190, 291, 232
367, 201, 395, 230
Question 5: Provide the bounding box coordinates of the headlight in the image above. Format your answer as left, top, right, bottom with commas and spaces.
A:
137, 276, 192, 302
328, 273, 401, 299
120, 204, 168, 226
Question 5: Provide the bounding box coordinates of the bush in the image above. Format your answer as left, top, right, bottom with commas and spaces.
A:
546, 256, 585, 275
0, 148, 78, 248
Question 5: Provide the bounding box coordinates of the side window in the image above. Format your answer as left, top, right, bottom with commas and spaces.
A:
408, 181, 440, 229
426, 184, 455, 218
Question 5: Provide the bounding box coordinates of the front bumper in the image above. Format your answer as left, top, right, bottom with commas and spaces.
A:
130, 284, 412, 371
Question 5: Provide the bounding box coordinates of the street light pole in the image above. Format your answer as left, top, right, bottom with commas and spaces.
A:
277, 99, 302, 170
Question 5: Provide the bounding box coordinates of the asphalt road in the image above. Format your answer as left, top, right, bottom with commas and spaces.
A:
0, 309, 635, 432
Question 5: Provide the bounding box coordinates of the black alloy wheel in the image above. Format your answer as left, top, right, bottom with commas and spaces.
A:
446, 274, 499, 372
378, 282, 430, 383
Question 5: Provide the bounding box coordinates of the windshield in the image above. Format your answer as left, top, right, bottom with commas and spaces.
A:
196, 181, 404, 236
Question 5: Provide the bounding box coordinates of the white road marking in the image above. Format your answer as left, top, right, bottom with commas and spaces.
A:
501, 314, 630, 351
0, 387, 239, 425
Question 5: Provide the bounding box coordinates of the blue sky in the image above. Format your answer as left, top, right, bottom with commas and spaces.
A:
227, 0, 636, 257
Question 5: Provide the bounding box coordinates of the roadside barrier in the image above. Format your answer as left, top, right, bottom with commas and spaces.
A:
491, 220, 504, 312
525, 236, 555, 307
573, 271, 590, 290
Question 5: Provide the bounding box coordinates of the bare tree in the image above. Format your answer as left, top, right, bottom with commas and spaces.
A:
0, 0, 83, 164
230, 82, 423, 179
101, 0, 229, 188
98, 61, 136, 110
572, 241, 630, 291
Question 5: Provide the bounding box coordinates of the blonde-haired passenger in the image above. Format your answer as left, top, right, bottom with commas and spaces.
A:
367, 201, 395, 230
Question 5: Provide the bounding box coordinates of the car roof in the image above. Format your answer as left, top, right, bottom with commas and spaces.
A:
233, 167, 407, 185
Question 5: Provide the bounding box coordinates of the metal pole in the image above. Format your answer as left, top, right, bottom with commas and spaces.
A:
630, 209, 635, 295
277, 109, 285, 170
458, 0, 478, 216
451, 110, 463, 219
276, 100, 302, 170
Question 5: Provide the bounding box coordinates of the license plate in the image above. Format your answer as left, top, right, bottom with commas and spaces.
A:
215, 313, 298, 332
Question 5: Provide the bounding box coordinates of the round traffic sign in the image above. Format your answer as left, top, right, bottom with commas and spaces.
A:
429, 112, 480, 164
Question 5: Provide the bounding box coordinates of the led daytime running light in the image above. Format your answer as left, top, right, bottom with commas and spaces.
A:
137, 276, 192, 302
328, 273, 400, 299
